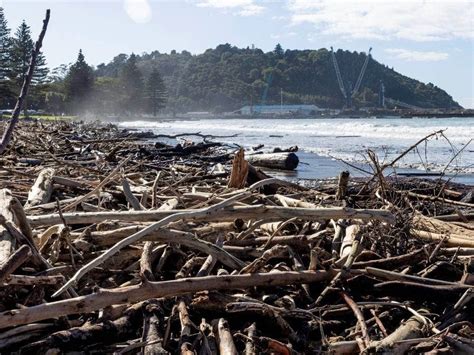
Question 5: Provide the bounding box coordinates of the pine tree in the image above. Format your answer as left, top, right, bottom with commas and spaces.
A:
119, 53, 144, 113
274, 43, 284, 58
64, 50, 94, 113
0, 7, 15, 109
9, 20, 49, 88
0, 7, 11, 80
145, 68, 167, 116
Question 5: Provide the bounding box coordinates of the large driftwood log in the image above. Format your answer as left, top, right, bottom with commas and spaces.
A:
413, 213, 474, 239
374, 315, 426, 354
24, 168, 55, 208
0, 270, 335, 330
0, 189, 19, 264
28, 205, 395, 227
247, 152, 299, 170
21, 302, 143, 352
217, 318, 238, 355
412, 230, 474, 248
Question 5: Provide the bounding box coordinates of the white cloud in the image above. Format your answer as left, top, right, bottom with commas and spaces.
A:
287, 0, 474, 42
385, 48, 449, 62
196, 0, 264, 16
271, 32, 297, 39
123, 0, 152, 24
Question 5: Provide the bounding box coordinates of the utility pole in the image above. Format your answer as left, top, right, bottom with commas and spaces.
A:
280, 88, 283, 115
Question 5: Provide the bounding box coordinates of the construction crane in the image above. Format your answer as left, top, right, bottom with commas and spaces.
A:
330, 46, 347, 102
330, 47, 372, 108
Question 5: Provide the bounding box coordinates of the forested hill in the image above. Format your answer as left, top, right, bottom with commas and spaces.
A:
96, 44, 460, 112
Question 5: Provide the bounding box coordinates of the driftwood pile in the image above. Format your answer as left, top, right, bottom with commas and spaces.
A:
0, 119, 473, 354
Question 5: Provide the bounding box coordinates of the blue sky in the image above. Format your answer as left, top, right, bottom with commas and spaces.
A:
2, 0, 473, 107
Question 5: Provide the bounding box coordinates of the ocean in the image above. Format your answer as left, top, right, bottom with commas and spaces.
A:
119, 117, 474, 185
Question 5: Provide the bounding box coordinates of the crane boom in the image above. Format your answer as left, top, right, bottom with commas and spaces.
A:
330, 47, 347, 99
352, 47, 372, 97
385, 97, 422, 110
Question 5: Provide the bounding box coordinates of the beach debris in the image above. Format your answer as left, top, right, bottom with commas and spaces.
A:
0, 119, 472, 353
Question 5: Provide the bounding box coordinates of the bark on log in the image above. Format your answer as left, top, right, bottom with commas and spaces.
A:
0, 270, 335, 330
228, 148, 248, 188
24, 168, 55, 208
142, 300, 168, 355
247, 153, 299, 170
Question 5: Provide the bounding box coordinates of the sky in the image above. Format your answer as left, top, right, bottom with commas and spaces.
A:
1, 0, 473, 108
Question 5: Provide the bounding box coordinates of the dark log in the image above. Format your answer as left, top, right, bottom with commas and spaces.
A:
21, 302, 143, 352
247, 152, 299, 170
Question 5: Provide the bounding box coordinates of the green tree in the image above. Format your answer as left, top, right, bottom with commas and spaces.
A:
274, 43, 284, 58
0, 7, 11, 80
0, 7, 15, 109
145, 68, 167, 116
119, 53, 144, 113
45, 91, 66, 115
92, 76, 122, 114
9, 20, 49, 87
64, 50, 94, 113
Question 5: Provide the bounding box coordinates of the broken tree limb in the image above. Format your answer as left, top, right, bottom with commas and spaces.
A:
228, 148, 248, 188
0, 244, 31, 284
0, 270, 335, 330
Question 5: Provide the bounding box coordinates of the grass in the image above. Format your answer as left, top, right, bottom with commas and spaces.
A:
19, 114, 77, 121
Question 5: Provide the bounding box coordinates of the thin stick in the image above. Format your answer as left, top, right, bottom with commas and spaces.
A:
341, 291, 370, 349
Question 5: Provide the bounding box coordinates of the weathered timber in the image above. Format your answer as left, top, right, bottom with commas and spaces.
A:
246, 152, 299, 170
0, 270, 335, 329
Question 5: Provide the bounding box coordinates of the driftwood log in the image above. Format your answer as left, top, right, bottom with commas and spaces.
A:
247, 152, 299, 170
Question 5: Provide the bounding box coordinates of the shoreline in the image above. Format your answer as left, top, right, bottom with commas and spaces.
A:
121, 120, 474, 186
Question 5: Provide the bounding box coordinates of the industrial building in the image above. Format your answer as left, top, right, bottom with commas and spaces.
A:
239, 104, 323, 116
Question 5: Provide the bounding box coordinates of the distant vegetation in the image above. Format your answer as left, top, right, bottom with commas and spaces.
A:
0, 7, 461, 116
107, 43, 457, 112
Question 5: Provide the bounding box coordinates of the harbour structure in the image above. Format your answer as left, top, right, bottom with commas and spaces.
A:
239, 104, 323, 116
330, 46, 372, 109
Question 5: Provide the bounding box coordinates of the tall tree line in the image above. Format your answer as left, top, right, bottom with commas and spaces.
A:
0, 7, 167, 116
58, 51, 167, 115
